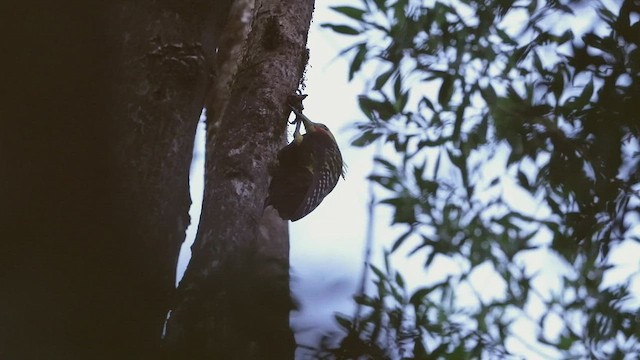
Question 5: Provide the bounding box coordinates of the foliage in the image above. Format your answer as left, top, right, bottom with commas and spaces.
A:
318, 0, 640, 358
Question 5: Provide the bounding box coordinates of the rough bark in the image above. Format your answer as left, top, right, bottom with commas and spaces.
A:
164, 0, 315, 359
2, 1, 229, 359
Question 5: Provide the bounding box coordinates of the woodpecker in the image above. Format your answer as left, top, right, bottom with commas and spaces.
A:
267, 106, 344, 221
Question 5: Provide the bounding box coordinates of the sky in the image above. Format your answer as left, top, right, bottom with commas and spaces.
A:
176, 1, 640, 359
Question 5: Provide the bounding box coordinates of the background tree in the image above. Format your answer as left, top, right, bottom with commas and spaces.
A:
2, 0, 313, 359
316, 0, 640, 358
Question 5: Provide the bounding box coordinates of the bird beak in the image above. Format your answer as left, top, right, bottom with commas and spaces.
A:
289, 106, 317, 132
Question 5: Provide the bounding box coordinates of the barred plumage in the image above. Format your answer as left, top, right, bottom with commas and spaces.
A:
267, 107, 344, 221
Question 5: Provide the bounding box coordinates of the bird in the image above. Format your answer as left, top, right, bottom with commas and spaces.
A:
266, 105, 345, 221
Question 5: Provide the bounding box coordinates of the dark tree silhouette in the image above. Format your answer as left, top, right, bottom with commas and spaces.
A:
2, 1, 313, 359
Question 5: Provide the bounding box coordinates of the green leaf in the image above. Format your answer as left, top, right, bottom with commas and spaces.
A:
527, 0, 538, 15
532, 51, 544, 74
446, 148, 465, 173
550, 68, 565, 101
481, 84, 497, 106
390, 228, 412, 253
517, 170, 531, 192
374, 157, 396, 171
413, 339, 428, 358
437, 75, 454, 106
370, 264, 386, 280
351, 131, 381, 147
374, 68, 394, 90
380, 197, 417, 224
495, 28, 517, 46
557, 333, 575, 350
433, 149, 442, 177
512, 44, 532, 64
369, 175, 397, 190
420, 96, 436, 111
330, 6, 367, 21
393, 73, 403, 102
334, 313, 353, 330
573, 78, 594, 109
398, 90, 409, 112
357, 95, 396, 120
358, 95, 376, 119
349, 43, 367, 80
395, 272, 405, 289
409, 287, 432, 306
320, 24, 360, 35
337, 41, 365, 57
353, 294, 376, 307
372, 0, 387, 11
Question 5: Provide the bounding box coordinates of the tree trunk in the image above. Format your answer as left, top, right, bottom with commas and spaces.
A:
102, 1, 228, 357
2, 1, 229, 359
164, 0, 315, 359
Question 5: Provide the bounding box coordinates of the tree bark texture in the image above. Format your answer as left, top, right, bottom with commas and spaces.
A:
164, 0, 315, 359
2, 1, 230, 359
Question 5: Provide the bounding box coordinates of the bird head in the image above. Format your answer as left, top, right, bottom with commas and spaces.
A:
289, 106, 337, 144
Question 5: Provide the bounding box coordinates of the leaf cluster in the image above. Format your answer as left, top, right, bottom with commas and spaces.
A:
316, 0, 640, 358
